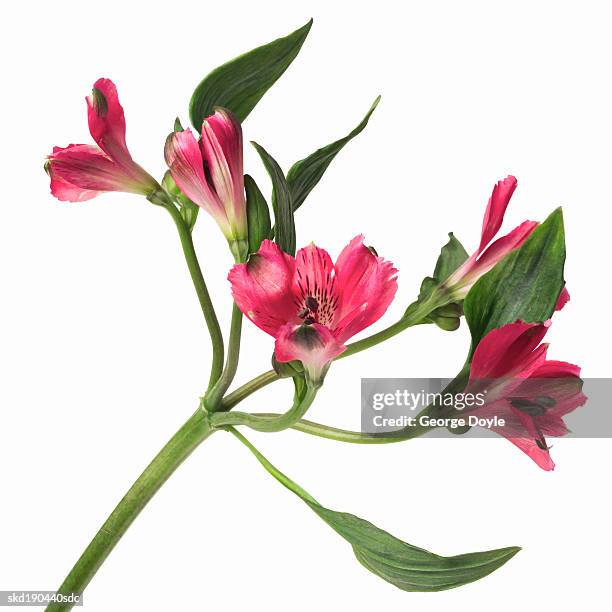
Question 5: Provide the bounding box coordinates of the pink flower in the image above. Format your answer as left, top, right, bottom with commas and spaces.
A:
164, 109, 247, 244
444, 176, 538, 298
465, 305, 585, 470
229, 236, 398, 384
46, 79, 157, 202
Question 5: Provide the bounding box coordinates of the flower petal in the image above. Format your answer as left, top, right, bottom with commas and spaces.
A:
274, 322, 346, 383
47, 144, 145, 196
471, 220, 538, 279
86, 78, 130, 162
292, 243, 339, 323
200, 109, 246, 235
229, 240, 297, 336
333, 235, 398, 343
555, 286, 570, 311
470, 320, 550, 381
165, 129, 230, 234
478, 175, 518, 253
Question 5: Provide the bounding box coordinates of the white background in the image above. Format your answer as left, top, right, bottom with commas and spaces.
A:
2, 1, 611, 610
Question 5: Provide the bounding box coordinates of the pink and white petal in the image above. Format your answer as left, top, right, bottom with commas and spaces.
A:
471, 220, 538, 278
470, 320, 550, 381
292, 243, 339, 315
48, 144, 144, 194
229, 240, 297, 336
165, 130, 226, 226
49, 171, 101, 202
86, 78, 130, 161
274, 322, 346, 382
200, 109, 241, 209
555, 286, 570, 311
478, 175, 518, 253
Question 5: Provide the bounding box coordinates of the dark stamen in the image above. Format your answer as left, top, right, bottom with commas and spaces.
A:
305, 296, 319, 311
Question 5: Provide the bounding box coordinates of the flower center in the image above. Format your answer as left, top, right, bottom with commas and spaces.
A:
296, 292, 338, 327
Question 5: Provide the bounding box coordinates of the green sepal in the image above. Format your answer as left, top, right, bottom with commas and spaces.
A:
403, 233, 468, 331
189, 20, 313, 127
162, 171, 199, 232
286, 96, 380, 212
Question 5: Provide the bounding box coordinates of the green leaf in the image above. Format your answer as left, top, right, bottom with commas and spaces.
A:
230, 427, 520, 593
251, 142, 296, 256
464, 208, 566, 349
433, 232, 469, 282
173, 116, 184, 132
189, 20, 313, 127
287, 96, 380, 211
244, 174, 271, 254
310, 504, 519, 592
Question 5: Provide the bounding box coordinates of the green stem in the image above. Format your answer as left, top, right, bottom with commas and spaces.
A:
340, 293, 442, 359
211, 386, 318, 432
251, 414, 433, 443
205, 304, 243, 410
165, 202, 224, 390
221, 370, 281, 411
228, 427, 318, 503
46, 409, 215, 612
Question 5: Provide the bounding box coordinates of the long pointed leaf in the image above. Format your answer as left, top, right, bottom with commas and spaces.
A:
189, 20, 313, 127
229, 427, 520, 592
251, 142, 296, 256
287, 96, 380, 211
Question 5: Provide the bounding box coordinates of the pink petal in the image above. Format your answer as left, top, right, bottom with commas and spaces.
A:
470, 320, 550, 381
502, 432, 556, 471
478, 175, 518, 253
47, 148, 101, 202
229, 240, 297, 336
165, 129, 229, 233
555, 286, 570, 311
332, 235, 398, 343
291, 242, 339, 321
47, 144, 145, 195
274, 322, 346, 382
86, 78, 130, 162
200, 109, 246, 233
471, 220, 538, 278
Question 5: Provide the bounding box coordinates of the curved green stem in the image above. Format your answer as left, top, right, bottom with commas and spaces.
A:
211, 386, 318, 432
340, 293, 443, 359
46, 409, 215, 612
251, 414, 433, 443
164, 203, 224, 389
205, 304, 243, 410
221, 370, 281, 410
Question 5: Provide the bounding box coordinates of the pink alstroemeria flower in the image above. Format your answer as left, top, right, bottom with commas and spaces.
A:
444, 176, 538, 298
47, 79, 158, 202
164, 109, 247, 246
228, 236, 398, 384
465, 299, 585, 471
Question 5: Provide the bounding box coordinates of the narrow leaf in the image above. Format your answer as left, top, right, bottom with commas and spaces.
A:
245, 174, 271, 254
230, 427, 520, 593
464, 208, 566, 349
251, 142, 296, 256
189, 20, 313, 127
287, 96, 380, 211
